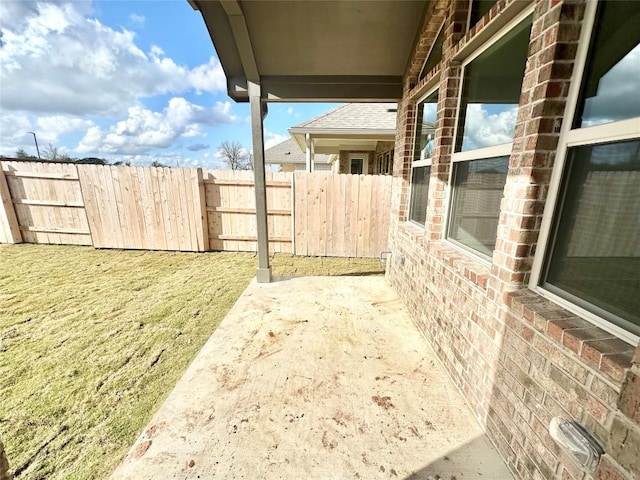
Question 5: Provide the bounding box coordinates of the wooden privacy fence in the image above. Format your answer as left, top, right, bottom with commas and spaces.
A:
294, 172, 392, 258
0, 161, 393, 258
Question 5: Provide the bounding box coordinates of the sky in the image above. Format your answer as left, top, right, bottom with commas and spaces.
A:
0, 0, 340, 168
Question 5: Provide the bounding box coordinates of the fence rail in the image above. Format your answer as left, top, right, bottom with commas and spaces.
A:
0, 161, 392, 258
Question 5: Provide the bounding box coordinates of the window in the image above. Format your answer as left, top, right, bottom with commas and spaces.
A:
350, 156, 365, 174
573, 2, 640, 129
376, 150, 394, 175
534, 1, 640, 340
469, 0, 498, 31
409, 89, 438, 225
542, 140, 640, 335
455, 16, 532, 153
384, 151, 393, 175
419, 24, 445, 81
448, 13, 532, 259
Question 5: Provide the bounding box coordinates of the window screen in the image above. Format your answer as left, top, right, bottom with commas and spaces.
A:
448, 156, 509, 257
543, 139, 640, 334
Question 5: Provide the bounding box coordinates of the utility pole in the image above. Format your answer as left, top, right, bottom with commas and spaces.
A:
27, 132, 41, 159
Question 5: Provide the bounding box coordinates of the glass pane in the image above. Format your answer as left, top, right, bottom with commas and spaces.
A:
350, 159, 363, 174
574, 1, 640, 128
420, 26, 445, 81
414, 90, 439, 161
455, 16, 532, 152
409, 166, 431, 225
448, 156, 509, 257
469, 0, 498, 30
544, 139, 640, 333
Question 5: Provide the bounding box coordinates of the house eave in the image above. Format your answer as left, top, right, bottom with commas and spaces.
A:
189, 0, 429, 102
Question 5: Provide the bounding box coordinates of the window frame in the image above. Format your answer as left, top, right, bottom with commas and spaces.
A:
444, 5, 535, 264
529, 0, 640, 345
348, 154, 367, 175
408, 85, 439, 227
418, 21, 446, 82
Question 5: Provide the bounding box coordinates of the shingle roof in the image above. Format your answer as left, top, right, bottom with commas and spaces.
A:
264, 138, 331, 165
291, 103, 397, 131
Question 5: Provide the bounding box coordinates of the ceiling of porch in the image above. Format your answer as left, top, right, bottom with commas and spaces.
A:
188, 0, 431, 102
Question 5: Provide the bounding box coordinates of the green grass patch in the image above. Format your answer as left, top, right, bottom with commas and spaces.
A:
0, 244, 383, 479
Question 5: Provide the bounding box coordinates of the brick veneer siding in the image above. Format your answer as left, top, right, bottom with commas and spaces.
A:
387, 1, 639, 479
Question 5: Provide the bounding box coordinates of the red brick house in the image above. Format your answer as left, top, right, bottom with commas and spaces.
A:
190, 0, 640, 478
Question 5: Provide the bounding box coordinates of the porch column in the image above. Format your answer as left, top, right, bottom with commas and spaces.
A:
305, 133, 312, 172
249, 81, 271, 283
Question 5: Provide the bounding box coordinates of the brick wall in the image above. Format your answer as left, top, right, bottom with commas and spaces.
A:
387, 1, 639, 479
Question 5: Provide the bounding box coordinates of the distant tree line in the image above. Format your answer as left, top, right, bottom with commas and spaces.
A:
6, 140, 255, 170
11, 144, 113, 165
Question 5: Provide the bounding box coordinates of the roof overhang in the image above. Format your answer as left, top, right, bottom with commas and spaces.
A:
289, 130, 396, 155
189, 0, 430, 102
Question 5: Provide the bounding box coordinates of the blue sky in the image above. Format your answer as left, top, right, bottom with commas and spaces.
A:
0, 0, 340, 168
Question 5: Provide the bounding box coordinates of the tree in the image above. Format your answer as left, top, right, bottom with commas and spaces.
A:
218, 140, 253, 170
150, 160, 168, 168
41, 143, 72, 162
15, 148, 36, 159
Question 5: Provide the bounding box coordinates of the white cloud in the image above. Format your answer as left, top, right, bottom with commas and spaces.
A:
129, 13, 145, 26
76, 98, 236, 155
0, 1, 227, 116
36, 116, 94, 141
0, 113, 34, 155
461, 104, 518, 151
188, 57, 226, 94
286, 107, 294, 115
264, 131, 289, 150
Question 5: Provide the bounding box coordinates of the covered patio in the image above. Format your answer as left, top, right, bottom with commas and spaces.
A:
110, 276, 513, 479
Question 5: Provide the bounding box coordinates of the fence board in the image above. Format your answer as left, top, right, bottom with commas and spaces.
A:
0, 167, 21, 243
1, 161, 91, 246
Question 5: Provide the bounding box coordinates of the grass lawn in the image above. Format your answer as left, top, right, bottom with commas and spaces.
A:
0, 244, 383, 479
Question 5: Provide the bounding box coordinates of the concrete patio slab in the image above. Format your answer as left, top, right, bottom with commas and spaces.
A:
111, 276, 514, 480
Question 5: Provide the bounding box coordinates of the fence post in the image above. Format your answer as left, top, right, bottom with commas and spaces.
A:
196, 168, 210, 251
290, 172, 295, 255
0, 165, 22, 244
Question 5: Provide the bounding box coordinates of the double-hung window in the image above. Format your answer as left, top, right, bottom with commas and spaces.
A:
409, 89, 438, 225
533, 1, 640, 341
447, 11, 533, 260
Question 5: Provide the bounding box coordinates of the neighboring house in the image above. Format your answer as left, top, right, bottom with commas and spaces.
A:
265, 103, 397, 174
289, 103, 396, 175
264, 138, 332, 172
191, 1, 640, 479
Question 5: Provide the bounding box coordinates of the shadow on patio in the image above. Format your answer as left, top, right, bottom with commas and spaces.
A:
110, 276, 513, 479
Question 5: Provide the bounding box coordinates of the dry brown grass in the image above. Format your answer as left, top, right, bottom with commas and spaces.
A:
0, 244, 383, 479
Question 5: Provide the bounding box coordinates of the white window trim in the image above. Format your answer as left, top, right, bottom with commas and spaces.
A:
408, 86, 439, 226
456, 3, 535, 64
529, 0, 640, 345
444, 8, 534, 256
348, 154, 367, 175
451, 143, 512, 163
